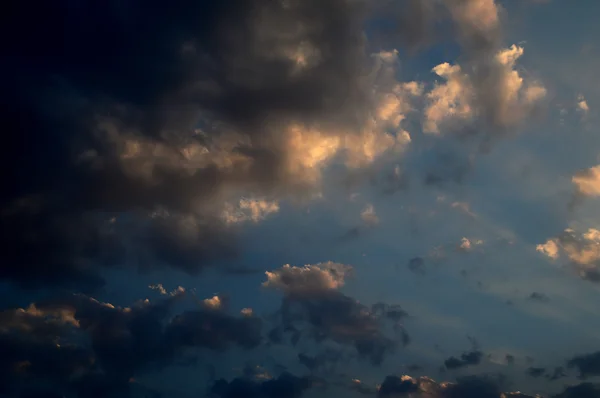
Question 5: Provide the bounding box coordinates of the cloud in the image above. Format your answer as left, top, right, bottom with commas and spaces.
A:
407, 257, 426, 275
577, 94, 590, 114
263, 262, 352, 296
0, 291, 262, 397
264, 262, 406, 365
444, 350, 484, 370
567, 351, 600, 379
0, 0, 429, 290
375, 373, 529, 398
537, 228, 600, 282
222, 198, 280, 224
361, 204, 380, 226
526, 367, 546, 378
423, 44, 546, 137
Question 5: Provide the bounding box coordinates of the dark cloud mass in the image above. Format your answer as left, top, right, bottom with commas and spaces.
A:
1, 0, 432, 289
0, 291, 261, 397
567, 351, 600, 379
444, 350, 484, 370
264, 263, 409, 365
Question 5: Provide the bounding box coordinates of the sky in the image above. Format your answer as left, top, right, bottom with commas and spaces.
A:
2, 0, 600, 397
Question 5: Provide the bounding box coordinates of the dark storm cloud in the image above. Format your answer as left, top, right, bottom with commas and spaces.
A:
1, 0, 437, 290
444, 350, 484, 370
0, 291, 262, 397
209, 372, 312, 398
567, 351, 600, 379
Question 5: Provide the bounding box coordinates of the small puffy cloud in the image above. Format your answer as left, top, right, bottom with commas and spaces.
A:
263, 262, 352, 296
202, 295, 223, 310
240, 308, 253, 317
536, 239, 560, 260
149, 283, 168, 295
361, 203, 380, 226
458, 237, 483, 252
578, 94, 590, 114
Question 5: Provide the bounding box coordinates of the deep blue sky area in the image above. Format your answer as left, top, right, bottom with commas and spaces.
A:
2, 1, 600, 397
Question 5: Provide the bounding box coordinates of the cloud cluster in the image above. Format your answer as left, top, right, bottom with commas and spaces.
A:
0, 290, 262, 397
1, 0, 550, 290
0, 0, 424, 290
264, 262, 408, 365
373, 373, 597, 398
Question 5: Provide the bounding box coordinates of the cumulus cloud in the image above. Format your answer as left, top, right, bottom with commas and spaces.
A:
537, 228, 600, 282
424, 44, 546, 136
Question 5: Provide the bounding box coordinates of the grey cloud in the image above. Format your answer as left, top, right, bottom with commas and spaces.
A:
407, 257, 426, 275
1, 0, 436, 290
264, 262, 409, 365
0, 291, 262, 397
444, 350, 484, 370
567, 351, 600, 379
209, 372, 312, 398
528, 292, 550, 302
526, 367, 546, 378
